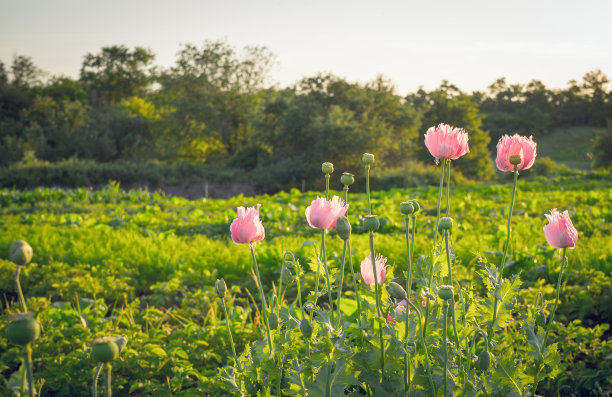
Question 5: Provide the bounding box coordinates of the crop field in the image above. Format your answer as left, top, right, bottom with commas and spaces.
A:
0, 172, 611, 396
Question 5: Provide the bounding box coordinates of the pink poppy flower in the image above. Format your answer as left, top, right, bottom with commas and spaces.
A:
496, 134, 537, 171
360, 254, 388, 287
305, 196, 348, 230
230, 204, 265, 245
424, 123, 470, 160
396, 296, 427, 315
543, 209, 578, 249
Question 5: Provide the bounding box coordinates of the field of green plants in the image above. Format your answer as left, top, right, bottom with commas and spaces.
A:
1, 171, 611, 396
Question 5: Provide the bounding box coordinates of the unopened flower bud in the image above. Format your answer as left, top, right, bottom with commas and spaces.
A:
300, 318, 313, 339
509, 155, 522, 166
410, 200, 420, 213
386, 282, 407, 301
363, 215, 380, 232
91, 337, 119, 363
536, 311, 547, 327
268, 312, 279, 330
335, 216, 351, 240
477, 349, 491, 370
438, 285, 454, 300
281, 266, 293, 285
271, 295, 278, 310
438, 217, 453, 233
362, 153, 375, 164
6, 313, 40, 346
215, 279, 227, 299
340, 172, 355, 186
322, 162, 334, 174
10, 240, 33, 267
400, 201, 414, 215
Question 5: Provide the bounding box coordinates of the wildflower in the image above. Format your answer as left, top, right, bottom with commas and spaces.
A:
424, 123, 469, 160
230, 204, 265, 245
360, 254, 388, 287
543, 209, 578, 249
496, 134, 537, 171
305, 196, 348, 230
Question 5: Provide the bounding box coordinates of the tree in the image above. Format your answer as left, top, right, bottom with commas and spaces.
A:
10, 55, 45, 88
0, 61, 7, 85
80, 45, 155, 106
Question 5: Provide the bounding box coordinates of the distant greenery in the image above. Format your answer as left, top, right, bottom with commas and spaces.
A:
1, 41, 611, 191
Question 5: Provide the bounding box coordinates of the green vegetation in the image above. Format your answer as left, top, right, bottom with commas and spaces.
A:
0, 172, 610, 395
537, 126, 597, 169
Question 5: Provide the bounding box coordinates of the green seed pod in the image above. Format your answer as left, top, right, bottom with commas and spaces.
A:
340, 172, 355, 186
215, 279, 227, 299
438, 285, 454, 301
477, 349, 491, 371
91, 337, 119, 363
400, 201, 414, 215
386, 281, 407, 301
335, 216, 351, 240
6, 313, 40, 346
10, 240, 33, 267
321, 162, 334, 174
509, 155, 522, 165
410, 200, 420, 213
362, 153, 375, 164
363, 215, 380, 232
438, 217, 454, 233
268, 312, 279, 330
300, 318, 313, 339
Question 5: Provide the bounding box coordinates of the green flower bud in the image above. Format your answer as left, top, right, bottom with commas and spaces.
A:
268, 312, 279, 330
400, 201, 414, 215
321, 162, 334, 174
362, 153, 375, 164
536, 311, 547, 328
340, 172, 355, 186
10, 240, 33, 267
438, 285, 454, 301
215, 279, 227, 299
335, 216, 351, 240
410, 200, 420, 213
438, 217, 454, 233
300, 318, 313, 339
281, 266, 293, 285
509, 155, 522, 166
91, 337, 119, 363
363, 215, 380, 232
386, 281, 407, 301
477, 349, 491, 371
6, 313, 40, 346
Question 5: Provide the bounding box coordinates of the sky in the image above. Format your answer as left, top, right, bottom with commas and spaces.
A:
1, 0, 611, 95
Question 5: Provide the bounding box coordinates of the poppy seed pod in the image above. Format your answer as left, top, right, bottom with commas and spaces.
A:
335, 216, 351, 240
509, 155, 522, 165
91, 337, 119, 363
300, 318, 313, 339
362, 153, 375, 164
477, 349, 491, 370
410, 200, 420, 213
9, 240, 33, 267
438, 217, 454, 233
268, 312, 279, 330
321, 162, 334, 174
363, 215, 380, 232
438, 285, 454, 300
386, 282, 407, 301
215, 279, 227, 299
6, 313, 40, 346
400, 201, 414, 215
340, 172, 355, 186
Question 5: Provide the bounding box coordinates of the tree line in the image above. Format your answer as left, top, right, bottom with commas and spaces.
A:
1, 40, 610, 186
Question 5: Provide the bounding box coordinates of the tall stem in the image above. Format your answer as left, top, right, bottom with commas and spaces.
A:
365, 164, 371, 215
249, 245, 274, 353
491, 167, 519, 333
321, 229, 334, 327
445, 159, 451, 217
445, 233, 461, 353
336, 241, 347, 328
93, 362, 103, 397
343, 186, 363, 342
432, 160, 446, 253
407, 300, 435, 395
325, 173, 330, 200
403, 215, 413, 392
221, 298, 238, 366
25, 344, 34, 397
443, 300, 449, 397
368, 231, 385, 379
532, 248, 567, 396
103, 362, 111, 397
14, 266, 28, 313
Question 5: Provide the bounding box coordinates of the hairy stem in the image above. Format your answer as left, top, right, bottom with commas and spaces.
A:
321, 230, 334, 327
249, 244, 274, 353
221, 298, 238, 366
93, 362, 103, 397
368, 231, 385, 379
25, 344, 34, 397
14, 265, 28, 313
407, 300, 435, 395
404, 215, 413, 392
432, 160, 446, 253
103, 362, 111, 397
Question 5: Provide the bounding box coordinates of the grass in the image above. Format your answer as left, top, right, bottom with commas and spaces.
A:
537, 126, 598, 170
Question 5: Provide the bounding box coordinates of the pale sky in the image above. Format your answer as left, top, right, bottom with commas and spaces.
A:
1, 0, 611, 95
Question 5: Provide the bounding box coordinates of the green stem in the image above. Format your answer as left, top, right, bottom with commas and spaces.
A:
432, 160, 446, 253
336, 240, 347, 328
532, 248, 567, 396
325, 173, 330, 200
466, 328, 488, 383
445, 232, 461, 353
343, 186, 363, 345
321, 230, 335, 327
296, 267, 305, 319
93, 362, 103, 397
249, 244, 274, 353
221, 298, 238, 366
368, 231, 385, 379
103, 362, 111, 397
446, 159, 451, 217
25, 344, 34, 397
407, 300, 435, 395
14, 265, 28, 313
20, 358, 26, 397
404, 215, 413, 392
443, 300, 449, 397
365, 164, 371, 215
491, 167, 519, 335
